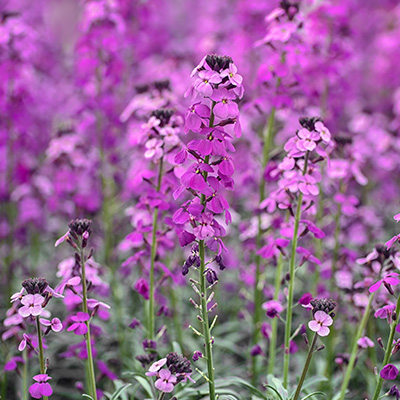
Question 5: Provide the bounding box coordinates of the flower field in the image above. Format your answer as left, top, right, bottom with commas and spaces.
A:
2, 1, 400, 399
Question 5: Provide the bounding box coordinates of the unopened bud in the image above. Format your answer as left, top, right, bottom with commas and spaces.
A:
377, 337, 384, 348
302, 333, 309, 345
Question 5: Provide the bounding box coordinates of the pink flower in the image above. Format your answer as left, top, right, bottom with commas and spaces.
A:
297, 128, 320, 151
67, 312, 90, 335
308, 311, 333, 337
195, 70, 221, 97
369, 273, 400, 294
29, 374, 53, 398
211, 88, 239, 120
55, 230, 69, 247
18, 294, 45, 318
314, 121, 331, 143
386, 234, 400, 250
357, 336, 375, 348
144, 138, 163, 160
40, 318, 63, 332
146, 358, 167, 377
220, 63, 243, 86
155, 368, 177, 393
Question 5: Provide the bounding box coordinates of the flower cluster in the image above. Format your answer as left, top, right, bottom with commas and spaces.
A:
174, 54, 243, 276
308, 298, 336, 337
146, 352, 194, 393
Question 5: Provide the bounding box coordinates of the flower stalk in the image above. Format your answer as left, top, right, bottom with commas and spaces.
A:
148, 156, 164, 339
292, 332, 318, 400
338, 292, 374, 400
36, 317, 48, 400
283, 151, 309, 388
371, 293, 400, 400
80, 244, 98, 400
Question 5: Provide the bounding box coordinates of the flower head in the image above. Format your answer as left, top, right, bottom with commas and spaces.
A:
308, 310, 333, 337
380, 364, 399, 381
67, 312, 90, 335
18, 294, 45, 318
29, 374, 53, 399
155, 369, 177, 393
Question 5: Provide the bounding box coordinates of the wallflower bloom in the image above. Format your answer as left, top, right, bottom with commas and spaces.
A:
29, 374, 53, 398
40, 318, 63, 332
146, 358, 167, 376
380, 364, 399, 381
67, 312, 90, 335
369, 273, 400, 294
357, 336, 375, 348
155, 369, 177, 393
19, 294, 45, 318
308, 311, 333, 337
262, 300, 284, 318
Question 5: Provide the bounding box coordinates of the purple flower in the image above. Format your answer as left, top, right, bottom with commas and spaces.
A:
29, 374, 53, 399
67, 312, 90, 335
387, 234, 400, 250
220, 63, 243, 86
314, 121, 331, 143
4, 356, 24, 372
308, 311, 333, 337
211, 88, 239, 119
296, 128, 320, 151
146, 358, 167, 376
192, 351, 203, 361
40, 318, 63, 333
18, 294, 45, 318
134, 278, 150, 300
194, 70, 221, 97
262, 300, 284, 318
369, 273, 400, 294
144, 138, 163, 160
298, 175, 319, 196
155, 369, 177, 393
380, 364, 399, 381
298, 293, 313, 306
357, 336, 375, 348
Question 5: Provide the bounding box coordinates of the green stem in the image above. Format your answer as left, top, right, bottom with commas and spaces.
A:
292, 333, 318, 400
148, 156, 164, 340
36, 317, 48, 400
22, 349, 28, 400
80, 246, 98, 400
267, 253, 284, 375
371, 294, 400, 400
199, 239, 216, 400
338, 292, 374, 400
252, 107, 276, 384
283, 152, 309, 388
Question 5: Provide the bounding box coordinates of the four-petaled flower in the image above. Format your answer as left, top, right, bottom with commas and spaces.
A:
40, 318, 63, 332
67, 312, 90, 335
19, 294, 45, 318
29, 374, 53, 399
155, 368, 177, 393
308, 310, 333, 337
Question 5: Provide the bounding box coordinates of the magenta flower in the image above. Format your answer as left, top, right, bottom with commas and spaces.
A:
386, 234, 400, 250
18, 333, 32, 352
308, 311, 333, 337
262, 300, 284, 318
18, 294, 44, 318
211, 88, 239, 119
369, 273, 400, 294
40, 318, 63, 333
67, 312, 90, 335
4, 356, 24, 372
314, 121, 331, 143
195, 70, 221, 97
155, 369, 177, 393
220, 63, 243, 86
357, 336, 375, 348
296, 128, 320, 151
380, 364, 399, 381
298, 175, 319, 196
29, 374, 53, 398
134, 278, 150, 300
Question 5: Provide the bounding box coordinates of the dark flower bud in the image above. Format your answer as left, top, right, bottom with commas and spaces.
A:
250, 344, 263, 357
151, 108, 174, 127
205, 54, 233, 72
302, 333, 309, 345
215, 255, 226, 271
135, 83, 150, 93
68, 219, 92, 237
142, 339, 157, 351
299, 116, 323, 132
206, 269, 218, 285
153, 79, 170, 92
310, 298, 337, 315
166, 352, 192, 375
388, 385, 400, 399
377, 337, 384, 348
22, 278, 48, 295
129, 318, 140, 329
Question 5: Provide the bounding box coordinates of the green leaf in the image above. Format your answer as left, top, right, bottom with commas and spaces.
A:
125, 373, 153, 398
172, 341, 183, 354
82, 395, 95, 400
301, 391, 326, 400
301, 377, 328, 391
111, 383, 132, 400
264, 385, 285, 400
